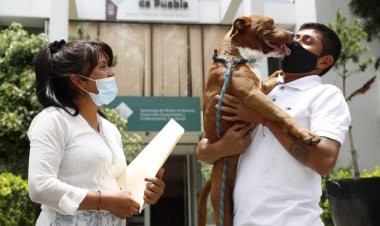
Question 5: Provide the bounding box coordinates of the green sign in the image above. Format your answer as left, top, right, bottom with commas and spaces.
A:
107, 96, 201, 131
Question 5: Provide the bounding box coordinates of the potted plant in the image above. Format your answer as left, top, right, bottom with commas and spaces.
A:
325, 11, 380, 226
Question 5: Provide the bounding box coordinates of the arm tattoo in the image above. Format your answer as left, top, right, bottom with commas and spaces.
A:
288, 135, 308, 164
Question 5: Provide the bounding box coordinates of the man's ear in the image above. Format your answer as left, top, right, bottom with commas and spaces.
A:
316, 55, 334, 70
230, 17, 252, 37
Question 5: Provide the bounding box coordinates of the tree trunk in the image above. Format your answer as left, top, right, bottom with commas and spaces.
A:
348, 126, 360, 179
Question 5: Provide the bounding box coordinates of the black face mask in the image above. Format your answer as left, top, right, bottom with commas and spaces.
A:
281, 41, 319, 73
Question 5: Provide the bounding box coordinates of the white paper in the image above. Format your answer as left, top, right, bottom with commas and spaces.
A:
117, 119, 184, 212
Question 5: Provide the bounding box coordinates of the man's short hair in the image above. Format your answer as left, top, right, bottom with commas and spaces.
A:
299, 23, 341, 76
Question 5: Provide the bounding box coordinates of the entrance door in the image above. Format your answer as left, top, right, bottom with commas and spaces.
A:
150, 153, 197, 226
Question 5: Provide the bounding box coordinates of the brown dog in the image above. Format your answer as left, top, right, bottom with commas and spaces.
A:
198, 15, 321, 226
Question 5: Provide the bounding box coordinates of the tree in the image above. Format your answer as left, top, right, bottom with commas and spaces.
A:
0, 23, 47, 177
350, 0, 380, 41
328, 11, 374, 179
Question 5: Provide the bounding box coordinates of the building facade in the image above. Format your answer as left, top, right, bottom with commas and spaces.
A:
1, 0, 379, 225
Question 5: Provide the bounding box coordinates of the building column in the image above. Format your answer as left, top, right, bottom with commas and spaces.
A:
49, 0, 69, 41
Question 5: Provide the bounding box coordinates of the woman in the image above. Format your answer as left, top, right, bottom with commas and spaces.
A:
28, 39, 165, 225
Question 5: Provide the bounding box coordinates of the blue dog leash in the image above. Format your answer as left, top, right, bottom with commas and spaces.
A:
213, 49, 256, 226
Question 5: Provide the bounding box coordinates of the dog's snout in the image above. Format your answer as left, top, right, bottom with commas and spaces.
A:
288, 32, 294, 43
276, 28, 294, 44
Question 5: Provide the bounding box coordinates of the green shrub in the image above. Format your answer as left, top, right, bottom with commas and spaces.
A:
361, 166, 380, 178
0, 172, 37, 226
320, 175, 334, 226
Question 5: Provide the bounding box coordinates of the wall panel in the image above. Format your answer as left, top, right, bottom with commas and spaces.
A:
69, 22, 98, 40
99, 23, 151, 96
189, 26, 204, 99
152, 25, 188, 96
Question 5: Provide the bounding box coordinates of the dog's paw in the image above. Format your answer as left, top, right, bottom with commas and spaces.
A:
302, 132, 321, 144
288, 124, 321, 145
261, 70, 283, 94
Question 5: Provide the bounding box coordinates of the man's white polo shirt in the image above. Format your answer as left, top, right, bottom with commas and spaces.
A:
233, 75, 351, 226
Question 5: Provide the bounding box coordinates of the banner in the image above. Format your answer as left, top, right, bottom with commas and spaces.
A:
107, 96, 201, 131
75, 0, 199, 22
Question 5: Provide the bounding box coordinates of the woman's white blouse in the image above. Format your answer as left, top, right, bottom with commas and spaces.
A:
28, 107, 127, 215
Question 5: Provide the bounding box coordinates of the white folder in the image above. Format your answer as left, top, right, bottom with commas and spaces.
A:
117, 119, 184, 212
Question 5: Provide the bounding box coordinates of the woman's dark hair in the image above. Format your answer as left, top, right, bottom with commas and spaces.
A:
34, 39, 113, 116
299, 22, 341, 76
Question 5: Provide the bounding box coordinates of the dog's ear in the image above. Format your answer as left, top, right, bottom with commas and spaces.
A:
230, 17, 252, 37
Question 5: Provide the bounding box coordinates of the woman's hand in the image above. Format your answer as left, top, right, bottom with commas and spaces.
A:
102, 190, 140, 219
216, 94, 265, 124
144, 168, 165, 205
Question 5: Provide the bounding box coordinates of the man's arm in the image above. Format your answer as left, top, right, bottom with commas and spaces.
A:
264, 120, 340, 175
219, 93, 342, 175
196, 123, 254, 165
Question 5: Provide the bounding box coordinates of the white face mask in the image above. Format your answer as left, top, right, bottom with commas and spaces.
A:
77, 74, 118, 106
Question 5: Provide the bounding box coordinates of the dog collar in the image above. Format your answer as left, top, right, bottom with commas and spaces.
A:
212, 49, 257, 67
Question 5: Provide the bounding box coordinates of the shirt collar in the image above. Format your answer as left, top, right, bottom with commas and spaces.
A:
277, 75, 322, 91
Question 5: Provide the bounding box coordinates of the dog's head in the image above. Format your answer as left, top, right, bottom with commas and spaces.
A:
230, 15, 293, 57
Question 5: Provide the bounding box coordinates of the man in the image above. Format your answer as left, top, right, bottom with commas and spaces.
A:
196, 23, 351, 226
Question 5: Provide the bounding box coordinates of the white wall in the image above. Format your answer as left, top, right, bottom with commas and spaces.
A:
0, 0, 69, 41
0, 0, 50, 17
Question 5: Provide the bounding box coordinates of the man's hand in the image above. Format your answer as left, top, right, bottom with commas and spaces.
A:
196, 123, 255, 164
216, 94, 265, 124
